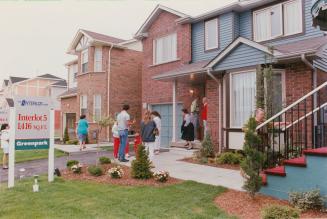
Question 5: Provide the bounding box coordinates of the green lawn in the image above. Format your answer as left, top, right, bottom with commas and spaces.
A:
0, 177, 233, 219
0, 149, 66, 164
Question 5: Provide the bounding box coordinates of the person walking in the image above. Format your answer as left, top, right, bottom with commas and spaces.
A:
201, 97, 208, 138
151, 111, 161, 155
181, 109, 194, 150
141, 110, 156, 162
76, 115, 89, 151
117, 104, 133, 162
0, 124, 10, 170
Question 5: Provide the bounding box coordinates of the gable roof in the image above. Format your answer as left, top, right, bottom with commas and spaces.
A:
206, 37, 282, 68
67, 29, 127, 54
50, 80, 67, 87
135, 4, 190, 39
59, 87, 77, 99
9, 76, 29, 84
37, 74, 62, 80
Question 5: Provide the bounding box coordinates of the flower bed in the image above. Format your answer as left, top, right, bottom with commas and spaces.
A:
62, 164, 181, 187
180, 157, 240, 170
215, 189, 327, 219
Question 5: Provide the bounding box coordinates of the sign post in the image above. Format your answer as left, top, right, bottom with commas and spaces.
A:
8, 96, 54, 188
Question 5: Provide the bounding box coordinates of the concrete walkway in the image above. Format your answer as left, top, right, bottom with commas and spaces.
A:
124, 148, 244, 191
55, 143, 111, 153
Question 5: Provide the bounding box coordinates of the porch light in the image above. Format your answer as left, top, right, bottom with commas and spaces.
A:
189, 89, 194, 95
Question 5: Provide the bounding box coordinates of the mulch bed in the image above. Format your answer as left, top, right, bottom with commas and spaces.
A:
215, 189, 327, 219
180, 157, 240, 170
62, 163, 182, 187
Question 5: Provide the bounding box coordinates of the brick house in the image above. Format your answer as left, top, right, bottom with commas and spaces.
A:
135, 1, 327, 151
60, 29, 142, 142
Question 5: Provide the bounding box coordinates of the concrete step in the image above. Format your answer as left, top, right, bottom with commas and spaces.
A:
170, 140, 202, 149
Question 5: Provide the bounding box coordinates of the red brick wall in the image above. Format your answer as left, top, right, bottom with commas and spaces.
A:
142, 11, 192, 106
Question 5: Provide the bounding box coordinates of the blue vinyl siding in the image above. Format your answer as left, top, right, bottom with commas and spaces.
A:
314, 47, 327, 72
233, 13, 240, 39
239, 11, 253, 40
192, 12, 235, 62
213, 44, 273, 71
239, 0, 324, 47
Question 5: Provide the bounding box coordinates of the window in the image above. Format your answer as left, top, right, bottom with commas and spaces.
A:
253, 0, 302, 42
80, 95, 87, 116
72, 64, 78, 82
81, 49, 88, 73
205, 18, 219, 50
153, 33, 177, 65
94, 47, 102, 72
93, 95, 101, 121
230, 71, 256, 128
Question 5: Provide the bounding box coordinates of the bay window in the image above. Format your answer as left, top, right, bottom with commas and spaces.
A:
230, 71, 256, 128
80, 95, 87, 116
253, 0, 303, 42
205, 18, 219, 50
153, 33, 177, 65
94, 47, 102, 72
81, 49, 88, 73
93, 95, 101, 121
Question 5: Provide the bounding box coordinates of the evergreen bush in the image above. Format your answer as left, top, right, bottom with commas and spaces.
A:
216, 152, 244, 165
131, 144, 152, 179
63, 127, 70, 143
240, 117, 265, 198
99, 156, 111, 164
88, 165, 103, 176
262, 205, 300, 219
199, 133, 215, 158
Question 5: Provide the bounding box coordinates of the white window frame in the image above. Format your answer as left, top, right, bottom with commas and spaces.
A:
253, 0, 303, 42
93, 94, 101, 122
153, 33, 177, 65
80, 95, 87, 115
94, 47, 103, 72
204, 18, 219, 51
229, 70, 256, 129
81, 49, 88, 73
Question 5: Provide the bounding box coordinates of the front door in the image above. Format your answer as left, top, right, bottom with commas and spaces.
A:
66, 113, 77, 139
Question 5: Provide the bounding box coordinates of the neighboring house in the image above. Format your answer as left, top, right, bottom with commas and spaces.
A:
0, 74, 67, 137
60, 29, 142, 142
135, 1, 327, 150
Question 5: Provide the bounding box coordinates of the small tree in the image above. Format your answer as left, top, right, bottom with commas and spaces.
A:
131, 144, 152, 179
200, 133, 215, 158
94, 116, 115, 145
63, 127, 70, 144
241, 117, 265, 198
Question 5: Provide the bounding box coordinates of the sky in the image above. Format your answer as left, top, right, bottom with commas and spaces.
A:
0, 0, 236, 83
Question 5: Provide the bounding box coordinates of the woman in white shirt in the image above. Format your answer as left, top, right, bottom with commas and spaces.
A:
0, 124, 10, 169
151, 111, 161, 155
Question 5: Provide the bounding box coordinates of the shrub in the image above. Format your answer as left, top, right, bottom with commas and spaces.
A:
131, 144, 152, 179
108, 166, 124, 179
153, 171, 169, 183
63, 127, 70, 143
241, 117, 264, 198
217, 152, 244, 165
71, 164, 83, 174
66, 139, 79, 145
85, 135, 90, 144
289, 189, 326, 211
262, 205, 300, 219
66, 160, 79, 168
88, 165, 103, 176
99, 156, 111, 164
199, 134, 215, 158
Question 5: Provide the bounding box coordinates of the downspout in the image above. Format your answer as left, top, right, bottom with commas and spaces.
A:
206, 68, 223, 154
107, 44, 114, 141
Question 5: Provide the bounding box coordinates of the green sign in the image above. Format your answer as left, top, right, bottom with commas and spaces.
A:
15, 139, 50, 150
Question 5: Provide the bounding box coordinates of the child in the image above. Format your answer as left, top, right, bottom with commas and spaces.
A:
134, 132, 142, 157
0, 124, 10, 169
112, 121, 130, 159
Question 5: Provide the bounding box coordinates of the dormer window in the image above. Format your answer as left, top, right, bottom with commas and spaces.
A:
153, 33, 177, 65
205, 18, 219, 51
81, 49, 88, 73
253, 0, 303, 42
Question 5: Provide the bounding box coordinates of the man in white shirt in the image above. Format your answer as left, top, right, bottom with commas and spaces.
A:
117, 104, 132, 162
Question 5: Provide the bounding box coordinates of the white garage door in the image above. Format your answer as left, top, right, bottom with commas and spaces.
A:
151, 104, 183, 148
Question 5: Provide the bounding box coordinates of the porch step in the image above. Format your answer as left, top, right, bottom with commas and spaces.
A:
303, 147, 327, 156
170, 141, 201, 149
283, 156, 307, 167
264, 166, 286, 177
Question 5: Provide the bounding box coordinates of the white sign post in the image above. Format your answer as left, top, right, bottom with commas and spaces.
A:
8, 96, 54, 188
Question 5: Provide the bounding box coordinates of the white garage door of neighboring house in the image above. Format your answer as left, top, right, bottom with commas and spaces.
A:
151, 104, 183, 148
